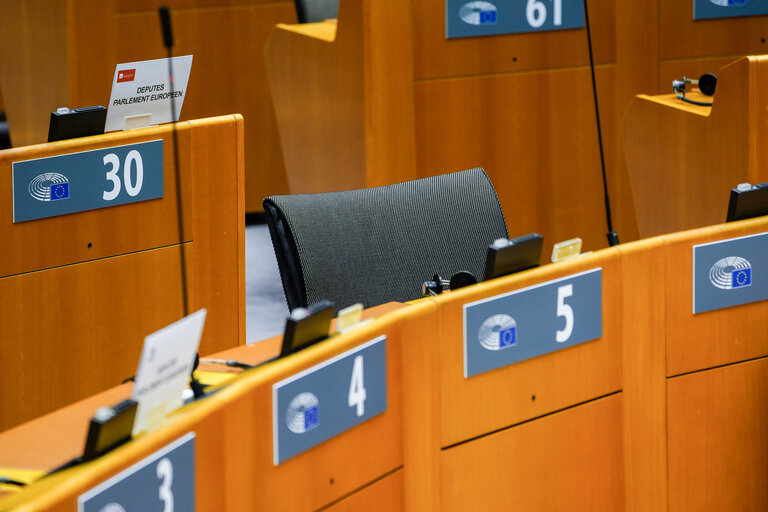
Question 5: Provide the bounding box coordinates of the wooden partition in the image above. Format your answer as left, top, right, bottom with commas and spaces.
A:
0, 115, 245, 431
403, 250, 627, 510
0, 0, 294, 213
0, 302, 430, 511
623, 56, 768, 238
662, 218, 768, 511
1, 216, 766, 510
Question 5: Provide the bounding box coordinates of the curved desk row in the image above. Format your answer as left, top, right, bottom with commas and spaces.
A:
1, 216, 766, 510
0, 115, 246, 431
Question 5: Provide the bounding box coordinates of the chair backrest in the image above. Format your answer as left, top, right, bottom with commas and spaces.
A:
263, 168, 509, 311
293, 0, 339, 23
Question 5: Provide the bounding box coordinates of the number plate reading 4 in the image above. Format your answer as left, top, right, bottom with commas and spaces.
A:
463, 268, 602, 378
272, 336, 387, 465
445, 0, 585, 39
12, 140, 164, 223
78, 432, 195, 512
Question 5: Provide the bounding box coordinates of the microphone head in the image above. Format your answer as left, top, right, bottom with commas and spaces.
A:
159, 6, 174, 49
698, 73, 717, 96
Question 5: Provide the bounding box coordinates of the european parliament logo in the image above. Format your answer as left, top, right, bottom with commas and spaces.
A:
286, 392, 319, 434
459, 1, 498, 25
709, 256, 752, 290
28, 172, 70, 201
709, 0, 746, 5
478, 314, 517, 351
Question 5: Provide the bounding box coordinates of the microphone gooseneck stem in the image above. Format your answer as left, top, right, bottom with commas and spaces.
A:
583, 0, 619, 246
159, 6, 189, 316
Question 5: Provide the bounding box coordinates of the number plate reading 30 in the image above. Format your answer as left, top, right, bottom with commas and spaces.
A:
12, 140, 164, 223
272, 336, 387, 465
78, 432, 195, 512
463, 268, 602, 377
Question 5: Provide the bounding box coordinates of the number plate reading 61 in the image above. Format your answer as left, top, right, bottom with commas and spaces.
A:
463, 268, 602, 377
272, 336, 387, 465
445, 0, 585, 39
78, 432, 195, 512
12, 140, 164, 223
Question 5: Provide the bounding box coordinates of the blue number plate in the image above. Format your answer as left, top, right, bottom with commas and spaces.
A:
78, 433, 195, 512
446, 0, 585, 39
463, 268, 602, 377
693, 231, 768, 314
12, 140, 163, 223
272, 336, 387, 465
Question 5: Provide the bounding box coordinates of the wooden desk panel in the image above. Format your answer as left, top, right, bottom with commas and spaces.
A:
0, 0, 293, 214
0, 125, 193, 277
412, 0, 615, 80
440, 394, 624, 511
413, 65, 626, 257
325, 469, 404, 511
435, 250, 622, 447
265, 0, 418, 196
659, 0, 768, 61
664, 217, 768, 376
622, 56, 758, 238
0, 248, 187, 432
0, 115, 245, 431
0, 308, 410, 511
667, 358, 768, 511
617, 237, 669, 511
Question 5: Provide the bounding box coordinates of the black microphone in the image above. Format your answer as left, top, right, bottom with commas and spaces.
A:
583, 0, 619, 246
159, 6, 173, 49
157, 6, 205, 399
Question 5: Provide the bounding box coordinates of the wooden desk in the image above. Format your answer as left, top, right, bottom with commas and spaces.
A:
623, 56, 768, 238
2, 217, 766, 510
0, 302, 419, 511
0, 0, 295, 213
0, 115, 245, 431
401, 248, 625, 510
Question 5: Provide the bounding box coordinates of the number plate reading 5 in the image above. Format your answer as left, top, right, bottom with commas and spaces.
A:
463, 268, 602, 377
272, 336, 387, 465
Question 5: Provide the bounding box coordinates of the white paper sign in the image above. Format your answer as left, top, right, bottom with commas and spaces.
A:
131, 308, 206, 435
105, 55, 193, 132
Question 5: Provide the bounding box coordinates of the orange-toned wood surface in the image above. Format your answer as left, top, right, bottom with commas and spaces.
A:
0, 115, 245, 431
434, 250, 622, 446
0, 0, 293, 213
664, 216, 768, 376
325, 469, 404, 512
0, 302, 414, 511
265, 0, 417, 196
440, 395, 625, 511
667, 357, 768, 511
622, 56, 768, 238
2, 216, 767, 510
617, 237, 669, 511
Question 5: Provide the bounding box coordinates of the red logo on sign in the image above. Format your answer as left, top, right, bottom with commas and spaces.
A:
117, 69, 136, 83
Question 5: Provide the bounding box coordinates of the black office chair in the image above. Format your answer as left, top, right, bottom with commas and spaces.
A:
263, 168, 509, 311
293, 0, 338, 23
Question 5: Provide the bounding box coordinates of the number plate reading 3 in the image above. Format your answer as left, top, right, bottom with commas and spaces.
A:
463, 268, 602, 377
12, 140, 164, 223
78, 432, 195, 512
272, 336, 387, 465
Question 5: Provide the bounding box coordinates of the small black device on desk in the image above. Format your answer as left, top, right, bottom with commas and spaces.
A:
726, 182, 768, 222
47, 106, 107, 142
483, 233, 544, 281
